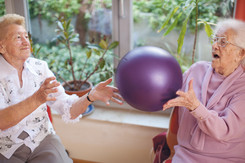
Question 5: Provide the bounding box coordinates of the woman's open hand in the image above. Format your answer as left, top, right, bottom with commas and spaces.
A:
88, 78, 124, 105
163, 79, 200, 111
34, 77, 60, 105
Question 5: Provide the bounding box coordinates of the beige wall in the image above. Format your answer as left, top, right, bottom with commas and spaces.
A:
53, 114, 166, 163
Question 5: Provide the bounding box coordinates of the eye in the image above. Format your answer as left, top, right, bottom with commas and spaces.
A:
220, 38, 227, 46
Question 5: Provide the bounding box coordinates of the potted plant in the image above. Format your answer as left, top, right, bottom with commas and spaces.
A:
49, 17, 119, 97
30, 17, 118, 115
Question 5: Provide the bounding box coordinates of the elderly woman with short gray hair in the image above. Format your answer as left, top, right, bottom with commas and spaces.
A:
0, 14, 123, 163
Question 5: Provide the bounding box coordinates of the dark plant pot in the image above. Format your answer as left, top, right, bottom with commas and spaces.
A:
62, 80, 94, 116
62, 80, 93, 97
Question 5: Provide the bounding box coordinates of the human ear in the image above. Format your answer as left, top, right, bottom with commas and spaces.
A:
239, 49, 245, 59
0, 41, 5, 54
239, 49, 245, 67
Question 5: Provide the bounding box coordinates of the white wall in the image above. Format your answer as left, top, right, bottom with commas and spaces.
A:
52, 107, 167, 163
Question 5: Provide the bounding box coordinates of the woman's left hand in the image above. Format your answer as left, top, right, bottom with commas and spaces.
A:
88, 78, 124, 105
163, 79, 200, 111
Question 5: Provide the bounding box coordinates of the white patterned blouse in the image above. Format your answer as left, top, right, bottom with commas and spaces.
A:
0, 55, 80, 159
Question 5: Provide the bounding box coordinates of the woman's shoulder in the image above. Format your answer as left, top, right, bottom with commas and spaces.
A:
26, 57, 48, 68
190, 61, 211, 70
185, 61, 211, 76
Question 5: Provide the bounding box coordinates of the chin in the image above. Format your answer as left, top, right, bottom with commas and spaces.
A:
211, 60, 217, 69
211, 62, 220, 73
22, 53, 30, 60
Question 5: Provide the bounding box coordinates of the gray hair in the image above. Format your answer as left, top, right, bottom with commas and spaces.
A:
0, 14, 25, 40
214, 19, 245, 49
214, 19, 245, 67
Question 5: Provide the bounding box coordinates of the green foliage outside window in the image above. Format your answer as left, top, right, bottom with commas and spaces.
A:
28, 0, 81, 21
133, 0, 234, 32
0, 0, 235, 79
0, 0, 5, 16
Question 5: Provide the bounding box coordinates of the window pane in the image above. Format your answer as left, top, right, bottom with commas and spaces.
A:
0, 0, 5, 16
28, 0, 114, 85
132, 0, 235, 71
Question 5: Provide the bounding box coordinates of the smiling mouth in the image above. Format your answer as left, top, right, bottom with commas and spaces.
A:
21, 47, 30, 50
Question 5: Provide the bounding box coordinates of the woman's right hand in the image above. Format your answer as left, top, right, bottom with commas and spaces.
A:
34, 76, 60, 105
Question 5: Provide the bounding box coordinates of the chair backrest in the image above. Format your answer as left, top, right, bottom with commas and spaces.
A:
152, 107, 179, 163
166, 107, 179, 160
47, 105, 53, 123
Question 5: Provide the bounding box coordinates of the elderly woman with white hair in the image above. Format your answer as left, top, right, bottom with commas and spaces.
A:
161, 19, 245, 163
0, 14, 123, 163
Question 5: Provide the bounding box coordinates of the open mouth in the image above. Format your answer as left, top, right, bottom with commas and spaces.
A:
213, 53, 220, 59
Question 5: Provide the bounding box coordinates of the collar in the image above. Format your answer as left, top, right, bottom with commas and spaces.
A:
24, 58, 39, 76
0, 55, 17, 77
0, 55, 39, 78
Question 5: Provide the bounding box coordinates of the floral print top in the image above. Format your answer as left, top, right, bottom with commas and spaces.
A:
0, 55, 80, 159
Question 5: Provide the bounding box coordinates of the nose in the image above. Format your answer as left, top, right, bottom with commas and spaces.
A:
21, 36, 30, 45
212, 41, 219, 50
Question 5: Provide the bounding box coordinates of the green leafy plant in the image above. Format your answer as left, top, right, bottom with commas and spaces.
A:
158, 0, 215, 63
51, 17, 118, 91
133, 0, 234, 64
0, 0, 5, 16
28, 0, 81, 22
32, 17, 119, 91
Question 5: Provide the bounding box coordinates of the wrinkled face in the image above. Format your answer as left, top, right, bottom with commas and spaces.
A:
0, 24, 30, 65
211, 28, 245, 77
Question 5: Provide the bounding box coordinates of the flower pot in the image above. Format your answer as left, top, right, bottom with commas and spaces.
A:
62, 80, 93, 97
62, 80, 94, 116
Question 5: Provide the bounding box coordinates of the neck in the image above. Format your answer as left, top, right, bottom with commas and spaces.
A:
2, 55, 25, 87
3, 55, 25, 71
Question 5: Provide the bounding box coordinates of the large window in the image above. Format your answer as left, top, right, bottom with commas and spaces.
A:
0, 0, 5, 16
132, 0, 235, 71
28, 0, 115, 85
1, 0, 236, 113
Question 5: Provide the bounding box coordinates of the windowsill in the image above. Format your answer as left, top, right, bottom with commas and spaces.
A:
52, 101, 170, 129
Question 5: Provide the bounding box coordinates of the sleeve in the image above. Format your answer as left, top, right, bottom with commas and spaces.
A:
191, 92, 245, 142
0, 82, 8, 110
0, 82, 10, 132
42, 61, 81, 123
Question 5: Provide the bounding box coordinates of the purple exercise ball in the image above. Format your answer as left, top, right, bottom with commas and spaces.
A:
115, 46, 183, 112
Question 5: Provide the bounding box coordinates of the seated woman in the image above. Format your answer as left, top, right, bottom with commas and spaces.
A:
159, 19, 245, 163
0, 14, 123, 163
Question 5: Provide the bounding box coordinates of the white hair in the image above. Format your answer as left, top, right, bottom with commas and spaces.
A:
215, 19, 245, 67
0, 14, 25, 40
214, 19, 245, 49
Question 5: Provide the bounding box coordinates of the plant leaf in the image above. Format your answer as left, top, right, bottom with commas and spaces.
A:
66, 19, 71, 31
108, 41, 119, 50
99, 58, 105, 69
70, 37, 79, 43
163, 12, 183, 36
36, 47, 42, 56
177, 5, 195, 54
87, 43, 100, 50
158, 5, 180, 33
203, 21, 213, 38
86, 50, 92, 59
57, 35, 66, 44
184, 0, 194, 8
99, 39, 108, 49
57, 21, 64, 31
93, 49, 101, 56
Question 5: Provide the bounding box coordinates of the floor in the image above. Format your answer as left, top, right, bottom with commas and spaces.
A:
73, 158, 97, 163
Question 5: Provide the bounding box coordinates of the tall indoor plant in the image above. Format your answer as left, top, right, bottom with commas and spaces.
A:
51, 17, 119, 96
